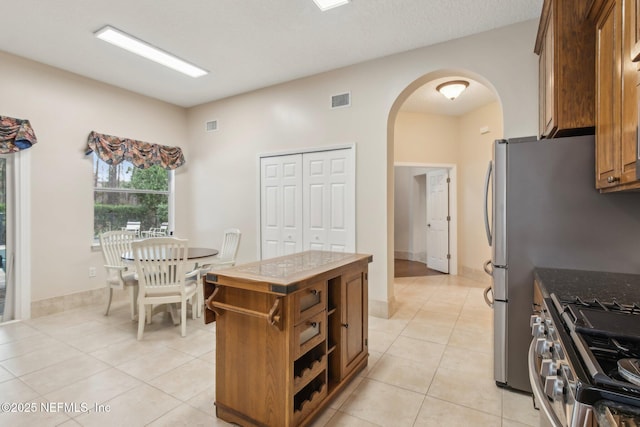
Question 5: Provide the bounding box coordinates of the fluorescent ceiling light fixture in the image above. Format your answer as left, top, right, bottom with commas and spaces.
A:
94, 25, 208, 78
313, 0, 350, 11
436, 80, 469, 100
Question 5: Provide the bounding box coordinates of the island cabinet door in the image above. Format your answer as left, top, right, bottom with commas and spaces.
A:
340, 265, 369, 379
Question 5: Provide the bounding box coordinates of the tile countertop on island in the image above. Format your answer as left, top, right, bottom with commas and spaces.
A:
534, 267, 640, 304
206, 250, 373, 294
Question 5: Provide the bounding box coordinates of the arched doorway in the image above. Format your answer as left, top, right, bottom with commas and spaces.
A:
387, 69, 503, 310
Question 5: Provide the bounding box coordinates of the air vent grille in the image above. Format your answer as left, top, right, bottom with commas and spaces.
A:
205, 120, 218, 132
331, 92, 351, 109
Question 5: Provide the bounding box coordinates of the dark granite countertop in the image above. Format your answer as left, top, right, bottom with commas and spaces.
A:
534, 267, 640, 305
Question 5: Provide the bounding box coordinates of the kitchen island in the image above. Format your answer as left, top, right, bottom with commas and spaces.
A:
204, 250, 372, 427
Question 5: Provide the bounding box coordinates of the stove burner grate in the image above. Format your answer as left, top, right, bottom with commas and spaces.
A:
568, 297, 640, 315
619, 359, 640, 387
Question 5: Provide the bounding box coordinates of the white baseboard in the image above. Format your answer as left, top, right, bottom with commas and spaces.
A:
394, 251, 427, 264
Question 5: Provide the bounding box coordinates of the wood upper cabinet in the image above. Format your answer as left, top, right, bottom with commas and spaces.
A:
535, 0, 595, 139
590, 0, 640, 191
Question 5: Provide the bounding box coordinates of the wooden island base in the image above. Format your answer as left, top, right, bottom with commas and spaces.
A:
204, 251, 372, 427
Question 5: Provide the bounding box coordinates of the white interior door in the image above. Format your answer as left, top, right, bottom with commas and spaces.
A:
426, 169, 449, 273
303, 149, 355, 252
260, 155, 303, 259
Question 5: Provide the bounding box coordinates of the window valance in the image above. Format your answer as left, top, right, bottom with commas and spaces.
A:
0, 115, 38, 154
86, 131, 185, 170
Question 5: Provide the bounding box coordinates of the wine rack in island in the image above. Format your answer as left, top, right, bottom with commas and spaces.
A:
204, 251, 372, 427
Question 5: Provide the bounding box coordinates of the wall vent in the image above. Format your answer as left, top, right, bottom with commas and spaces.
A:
205, 120, 218, 132
331, 92, 351, 109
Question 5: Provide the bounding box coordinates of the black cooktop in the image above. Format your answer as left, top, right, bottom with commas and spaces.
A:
535, 268, 640, 407
534, 268, 640, 306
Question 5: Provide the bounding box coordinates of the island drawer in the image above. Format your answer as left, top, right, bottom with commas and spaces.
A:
293, 281, 327, 323
294, 310, 326, 359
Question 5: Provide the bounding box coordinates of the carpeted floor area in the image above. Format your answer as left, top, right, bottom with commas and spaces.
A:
394, 259, 445, 278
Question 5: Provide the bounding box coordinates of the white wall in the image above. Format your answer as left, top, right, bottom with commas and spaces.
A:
0, 19, 537, 318
394, 101, 503, 282
0, 51, 188, 304
458, 102, 503, 280
186, 20, 537, 317
394, 167, 430, 263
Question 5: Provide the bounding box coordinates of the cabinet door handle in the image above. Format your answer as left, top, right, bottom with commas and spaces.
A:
341, 323, 349, 328
607, 176, 620, 184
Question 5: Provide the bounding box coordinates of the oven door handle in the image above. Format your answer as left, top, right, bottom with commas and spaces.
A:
528, 339, 564, 427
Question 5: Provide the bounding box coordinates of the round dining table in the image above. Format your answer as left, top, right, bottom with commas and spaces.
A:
121, 247, 219, 325
121, 247, 218, 262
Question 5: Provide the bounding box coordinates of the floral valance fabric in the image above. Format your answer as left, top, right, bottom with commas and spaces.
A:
0, 116, 38, 154
86, 131, 185, 170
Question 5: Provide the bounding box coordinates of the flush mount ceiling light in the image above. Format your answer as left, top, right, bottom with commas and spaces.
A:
436, 80, 469, 100
94, 25, 208, 78
313, 0, 350, 11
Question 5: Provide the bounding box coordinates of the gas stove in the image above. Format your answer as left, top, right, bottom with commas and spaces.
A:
531, 268, 640, 427
556, 296, 640, 397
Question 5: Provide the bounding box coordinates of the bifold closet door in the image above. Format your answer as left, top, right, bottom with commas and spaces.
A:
260, 148, 355, 259
303, 149, 355, 253
260, 154, 303, 259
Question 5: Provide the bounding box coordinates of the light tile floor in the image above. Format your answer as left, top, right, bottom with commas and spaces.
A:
0, 274, 539, 426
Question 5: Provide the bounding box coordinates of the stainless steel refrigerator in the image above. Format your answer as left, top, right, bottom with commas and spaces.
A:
482, 135, 640, 393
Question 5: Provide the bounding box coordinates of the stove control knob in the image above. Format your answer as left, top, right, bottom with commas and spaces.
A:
540, 359, 558, 378
530, 315, 542, 327
544, 375, 564, 399
531, 322, 545, 338
535, 338, 553, 355
553, 343, 564, 359
560, 363, 574, 383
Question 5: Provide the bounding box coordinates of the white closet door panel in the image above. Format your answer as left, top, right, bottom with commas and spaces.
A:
264, 186, 279, 227
303, 149, 354, 252
282, 185, 298, 227
308, 184, 325, 228
260, 155, 302, 258
330, 183, 346, 229
263, 240, 279, 259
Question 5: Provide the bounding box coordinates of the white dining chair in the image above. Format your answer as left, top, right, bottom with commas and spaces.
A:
132, 237, 199, 339
196, 228, 241, 317
121, 221, 141, 237
200, 228, 242, 272
142, 222, 169, 238
100, 230, 139, 320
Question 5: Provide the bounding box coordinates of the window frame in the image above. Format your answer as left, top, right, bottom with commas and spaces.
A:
92, 155, 175, 244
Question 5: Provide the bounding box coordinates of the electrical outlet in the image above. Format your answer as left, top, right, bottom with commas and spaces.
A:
89, 267, 96, 278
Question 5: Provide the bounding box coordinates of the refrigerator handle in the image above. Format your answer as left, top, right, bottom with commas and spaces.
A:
483, 260, 494, 308
483, 259, 493, 276
483, 160, 493, 246
483, 286, 494, 308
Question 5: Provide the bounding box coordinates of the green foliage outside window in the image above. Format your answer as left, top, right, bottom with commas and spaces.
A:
93, 157, 170, 239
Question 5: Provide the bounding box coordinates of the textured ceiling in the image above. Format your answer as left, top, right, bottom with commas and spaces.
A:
0, 0, 542, 108
400, 77, 498, 116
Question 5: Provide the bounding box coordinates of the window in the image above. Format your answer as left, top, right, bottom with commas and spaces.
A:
92, 154, 173, 241
0, 157, 9, 322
